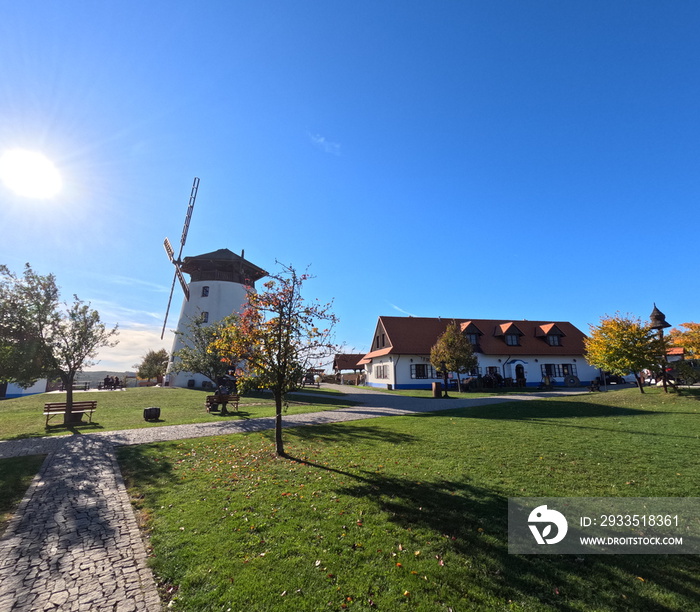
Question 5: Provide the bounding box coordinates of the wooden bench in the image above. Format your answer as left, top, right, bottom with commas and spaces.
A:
43, 401, 97, 426
59, 382, 90, 391
205, 394, 239, 413
97, 382, 124, 390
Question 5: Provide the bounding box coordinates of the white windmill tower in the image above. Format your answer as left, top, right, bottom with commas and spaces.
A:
161, 178, 267, 388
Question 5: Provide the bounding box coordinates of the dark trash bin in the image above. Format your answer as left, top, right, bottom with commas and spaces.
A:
432, 382, 442, 398
143, 406, 161, 421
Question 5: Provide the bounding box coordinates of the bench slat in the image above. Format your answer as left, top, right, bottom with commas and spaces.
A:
205, 394, 240, 412
43, 401, 97, 426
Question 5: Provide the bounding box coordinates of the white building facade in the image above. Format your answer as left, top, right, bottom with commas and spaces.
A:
360, 316, 599, 389
0, 379, 48, 399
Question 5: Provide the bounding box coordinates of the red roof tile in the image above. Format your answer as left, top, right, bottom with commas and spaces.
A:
332, 354, 366, 371
364, 316, 587, 359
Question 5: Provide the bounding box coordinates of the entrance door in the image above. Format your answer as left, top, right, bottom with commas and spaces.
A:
515, 364, 525, 386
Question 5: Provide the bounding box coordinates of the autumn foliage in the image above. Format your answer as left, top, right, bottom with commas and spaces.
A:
584, 313, 660, 393
212, 264, 337, 455
669, 322, 700, 359
429, 321, 477, 396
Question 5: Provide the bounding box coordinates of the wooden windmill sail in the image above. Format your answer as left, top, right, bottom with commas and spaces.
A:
160, 178, 267, 388
161, 177, 199, 339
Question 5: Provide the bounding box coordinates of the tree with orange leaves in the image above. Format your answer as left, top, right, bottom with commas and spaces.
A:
669, 322, 700, 359
212, 264, 337, 455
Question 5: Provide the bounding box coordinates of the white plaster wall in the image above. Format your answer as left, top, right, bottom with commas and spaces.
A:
167, 280, 248, 388
4, 379, 48, 398
364, 356, 395, 389
367, 354, 599, 388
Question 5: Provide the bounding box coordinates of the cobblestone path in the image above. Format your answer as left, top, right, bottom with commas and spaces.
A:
0, 436, 160, 611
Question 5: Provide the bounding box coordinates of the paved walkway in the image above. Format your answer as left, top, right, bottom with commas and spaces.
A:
0, 385, 586, 610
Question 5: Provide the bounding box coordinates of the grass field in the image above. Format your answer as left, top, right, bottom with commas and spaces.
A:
117, 387, 700, 611
0, 454, 46, 535
0, 387, 356, 441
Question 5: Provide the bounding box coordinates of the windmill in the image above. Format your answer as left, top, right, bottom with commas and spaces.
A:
159, 178, 268, 388
161, 177, 200, 339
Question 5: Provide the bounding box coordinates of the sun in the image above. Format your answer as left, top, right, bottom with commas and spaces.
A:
0, 149, 62, 199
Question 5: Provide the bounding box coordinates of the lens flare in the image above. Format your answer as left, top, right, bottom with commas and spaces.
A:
0, 149, 62, 198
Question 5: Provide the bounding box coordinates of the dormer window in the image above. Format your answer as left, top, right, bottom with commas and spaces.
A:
460, 322, 483, 346
536, 323, 566, 346
505, 333, 520, 346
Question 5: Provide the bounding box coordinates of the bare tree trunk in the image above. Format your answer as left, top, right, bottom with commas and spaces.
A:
633, 372, 645, 394
274, 390, 284, 456
63, 374, 75, 425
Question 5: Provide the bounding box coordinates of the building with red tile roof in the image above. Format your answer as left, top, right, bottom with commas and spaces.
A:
332, 354, 366, 373
359, 316, 599, 389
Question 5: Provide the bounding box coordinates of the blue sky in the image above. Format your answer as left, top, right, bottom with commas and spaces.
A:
1, 1, 698, 371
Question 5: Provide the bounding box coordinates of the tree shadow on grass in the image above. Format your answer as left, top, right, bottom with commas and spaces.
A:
6, 431, 59, 441
116, 443, 177, 492
5, 421, 103, 442
207, 409, 253, 419
282, 452, 700, 610
444, 400, 648, 420
281, 422, 419, 446
409, 400, 699, 442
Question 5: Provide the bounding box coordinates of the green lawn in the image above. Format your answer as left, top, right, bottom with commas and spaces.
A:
0, 387, 355, 441
117, 387, 700, 611
0, 454, 46, 535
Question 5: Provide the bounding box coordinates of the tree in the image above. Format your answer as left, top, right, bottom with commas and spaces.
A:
0, 263, 118, 423
669, 322, 700, 359
213, 264, 337, 456
584, 313, 659, 394
170, 313, 241, 385
429, 321, 478, 397
135, 348, 169, 383
44, 299, 119, 422
0, 264, 59, 387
